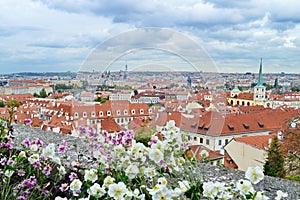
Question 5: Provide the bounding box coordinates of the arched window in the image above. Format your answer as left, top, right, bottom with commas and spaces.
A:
107, 110, 111, 116
99, 111, 103, 117
116, 110, 121, 116
131, 109, 135, 114
140, 109, 144, 114
91, 112, 95, 117
83, 112, 87, 118
74, 112, 79, 118
124, 110, 128, 115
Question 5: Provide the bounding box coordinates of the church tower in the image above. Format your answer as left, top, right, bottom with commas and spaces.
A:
254, 58, 266, 102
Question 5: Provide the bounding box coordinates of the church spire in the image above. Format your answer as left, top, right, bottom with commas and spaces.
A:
257, 58, 263, 87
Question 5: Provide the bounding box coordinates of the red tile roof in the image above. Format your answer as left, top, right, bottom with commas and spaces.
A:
101, 116, 123, 133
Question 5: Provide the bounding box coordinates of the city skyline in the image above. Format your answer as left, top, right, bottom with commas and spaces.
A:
1, 0, 300, 74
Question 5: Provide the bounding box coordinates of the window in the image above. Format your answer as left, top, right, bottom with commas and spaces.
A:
116, 110, 120, 116
200, 138, 203, 143
225, 139, 229, 145
99, 111, 103, 117
194, 137, 197, 141
140, 109, 144, 114
91, 112, 95, 117
149, 108, 152, 113
124, 110, 128, 115
74, 112, 78, 118
83, 112, 87, 118
131, 109, 135, 114
107, 111, 111, 116
206, 139, 209, 145
218, 140, 222, 146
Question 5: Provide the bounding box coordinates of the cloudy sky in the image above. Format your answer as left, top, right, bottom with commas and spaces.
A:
1, 0, 300, 74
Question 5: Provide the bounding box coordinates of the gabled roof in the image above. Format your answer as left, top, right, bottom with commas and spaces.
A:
101, 116, 123, 133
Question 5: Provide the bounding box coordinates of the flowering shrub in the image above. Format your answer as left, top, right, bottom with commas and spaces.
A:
0, 119, 290, 199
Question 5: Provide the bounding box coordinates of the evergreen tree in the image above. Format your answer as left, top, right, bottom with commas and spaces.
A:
39, 88, 48, 98
263, 136, 285, 177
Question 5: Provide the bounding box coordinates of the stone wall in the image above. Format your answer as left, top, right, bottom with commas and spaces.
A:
12, 125, 300, 199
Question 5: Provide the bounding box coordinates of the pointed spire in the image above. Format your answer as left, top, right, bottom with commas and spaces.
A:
257, 58, 263, 86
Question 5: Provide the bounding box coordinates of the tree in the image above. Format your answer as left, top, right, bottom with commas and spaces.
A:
0, 101, 5, 107
6, 99, 20, 134
39, 88, 48, 98
263, 136, 285, 177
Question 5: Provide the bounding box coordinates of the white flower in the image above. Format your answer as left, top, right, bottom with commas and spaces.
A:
275, 190, 288, 200
144, 167, 157, 178
147, 184, 161, 196
30, 144, 38, 152
18, 151, 27, 158
108, 182, 128, 200
28, 153, 39, 164
58, 165, 67, 177
84, 168, 98, 183
125, 164, 139, 179
158, 177, 168, 186
42, 143, 56, 158
4, 169, 14, 178
203, 181, 217, 198
148, 148, 163, 163
236, 179, 254, 195
151, 187, 174, 200
114, 144, 125, 157
88, 183, 106, 198
178, 180, 190, 192
103, 176, 115, 188
51, 156, 62, 165
245, 166, 264, 184
70, 179, 82, 192
55, 197, 67, 200
254, 191, 269, 200
133, 189, 145, 200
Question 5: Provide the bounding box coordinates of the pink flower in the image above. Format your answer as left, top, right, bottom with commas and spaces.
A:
24, 118, 32, 126
42, 165, 51, 175
7, 159, 15, 166
34, 138, 43, 147
59, 183, 69, 192
22, 138, 31, 148
69, 172, 77, 181
58, 145, 67, 153
32, 161, 41, 169
18, 169, 26, 177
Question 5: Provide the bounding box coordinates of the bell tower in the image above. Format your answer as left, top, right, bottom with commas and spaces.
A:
254, 58, 266, 102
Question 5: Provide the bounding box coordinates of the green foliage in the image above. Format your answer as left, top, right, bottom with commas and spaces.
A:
263, 136, 285, 177
134, 132, 152, 146
39, 88, 48, 98
94, 96, 108, 104
53, 83, 74, 90
0, 101, 5, 107
291, 86, 300, 92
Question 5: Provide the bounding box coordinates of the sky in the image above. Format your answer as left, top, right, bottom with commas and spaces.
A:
0, 0, 300, 74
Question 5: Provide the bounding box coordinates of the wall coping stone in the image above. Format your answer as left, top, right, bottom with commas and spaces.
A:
12, 125, 300, 199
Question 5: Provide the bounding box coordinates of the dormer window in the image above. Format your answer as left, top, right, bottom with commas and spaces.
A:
131, 109, 135, 114
99, 111, 103, 117
124, 110, 128, 115
258, 121, 264, 128
228, 124, 234, 131
91, 112, 95, 117
149, 108, 152, 113
83, 112, 87, 118
140, 109, 144, 114
74, 112, 79, 118
107, 110, 111, 116
243, 123, 249, 129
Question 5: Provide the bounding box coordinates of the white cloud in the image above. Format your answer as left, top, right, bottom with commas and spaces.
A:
0, 0, 299, 73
